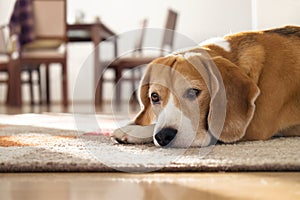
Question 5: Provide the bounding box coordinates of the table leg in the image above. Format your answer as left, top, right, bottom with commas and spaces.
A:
62, 61, 68, 107
45, 65, 50, 105
7, 59, 22, 107
92, 23, 102, 106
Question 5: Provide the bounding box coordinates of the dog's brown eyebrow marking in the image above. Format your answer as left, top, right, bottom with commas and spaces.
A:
189, 80, 204, 88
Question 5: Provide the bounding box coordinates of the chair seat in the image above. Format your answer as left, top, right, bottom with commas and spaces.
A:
109, 56, 157, 68
21, 44, 66, 59
22, 50, 65, 59
22, 39, 64, 50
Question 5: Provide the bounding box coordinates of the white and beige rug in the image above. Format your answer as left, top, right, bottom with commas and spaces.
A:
0, 114, 299, 172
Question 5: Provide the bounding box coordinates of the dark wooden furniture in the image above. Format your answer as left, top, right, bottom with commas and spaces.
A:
20, 0, 68, 106
2, 0, 117, 107
1, 21, 115, 107
0, 24, 22, 107
67, 23, 115, 42
0, 57, 22, 107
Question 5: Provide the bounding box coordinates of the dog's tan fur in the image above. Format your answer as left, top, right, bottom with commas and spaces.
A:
113, 26, 300, 146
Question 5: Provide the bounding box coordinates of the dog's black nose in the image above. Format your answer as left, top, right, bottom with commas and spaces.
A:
155, 128, 177, 147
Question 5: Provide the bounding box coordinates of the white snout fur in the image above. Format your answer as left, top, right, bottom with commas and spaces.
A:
153, 95, 196, 147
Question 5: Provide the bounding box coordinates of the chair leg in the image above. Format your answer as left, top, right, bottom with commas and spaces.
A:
62, 62, 68, 107
28, 70, 34, 105
115, 68, 122, 106
45, 64, 50, 105
37, 67, 42, 105
6, 79, 10, 104
6, 85, 9, 105
130, 69, 138, 104
95, 77, 103, 106
6, 59, 22, 106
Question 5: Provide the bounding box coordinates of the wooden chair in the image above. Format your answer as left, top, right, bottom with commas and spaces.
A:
20, 0, 68, 106
0, 25, 11, 101
1, 32, 42, 106
0, 24, 22, 106
1, 0, 39, 106
7, 0, 43, 105
96, 9, 178, 106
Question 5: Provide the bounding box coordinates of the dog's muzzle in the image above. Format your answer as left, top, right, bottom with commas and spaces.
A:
154, 128, 178, 147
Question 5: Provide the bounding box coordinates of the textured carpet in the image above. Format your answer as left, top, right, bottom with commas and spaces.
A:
0, 114, 299, 172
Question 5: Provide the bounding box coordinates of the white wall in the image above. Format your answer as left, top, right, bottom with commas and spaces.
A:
254, 0, 300, 29
1, 0, 300, 103
68, 0, 252, 44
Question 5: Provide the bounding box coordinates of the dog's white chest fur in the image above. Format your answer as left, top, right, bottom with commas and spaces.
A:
200, 37, 231, 52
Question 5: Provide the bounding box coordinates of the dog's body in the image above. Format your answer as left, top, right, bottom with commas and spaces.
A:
112, 26, 300, 148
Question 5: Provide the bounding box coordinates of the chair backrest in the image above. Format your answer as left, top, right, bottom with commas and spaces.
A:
134, 18, 148, 54
32, 0, 66, 41
160, 9, 178, 55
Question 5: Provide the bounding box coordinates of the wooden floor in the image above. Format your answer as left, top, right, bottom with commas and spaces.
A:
1, 173, 299, 200
0, 103, 299, 200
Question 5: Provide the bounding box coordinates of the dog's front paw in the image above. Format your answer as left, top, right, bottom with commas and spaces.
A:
111, 124, 155, 144
111, 126, 136, 144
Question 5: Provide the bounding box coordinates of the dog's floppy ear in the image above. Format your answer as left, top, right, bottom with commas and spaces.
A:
208, 57, 260, 142
185, 52, 260, 142
133, 64, 155, 125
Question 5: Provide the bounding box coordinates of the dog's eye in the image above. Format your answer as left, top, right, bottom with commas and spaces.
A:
184, 88, 201, 100
151, 92, 160, 104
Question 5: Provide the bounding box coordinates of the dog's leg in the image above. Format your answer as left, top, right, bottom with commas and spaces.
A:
111, 124, 155, 144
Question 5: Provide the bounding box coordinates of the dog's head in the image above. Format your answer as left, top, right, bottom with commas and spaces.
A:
134, 51, 260, 148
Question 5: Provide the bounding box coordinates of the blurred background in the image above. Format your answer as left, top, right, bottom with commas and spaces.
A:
0, 0, 299, 108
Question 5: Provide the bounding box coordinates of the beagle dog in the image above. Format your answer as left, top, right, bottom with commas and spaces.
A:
112, 25, 300, 148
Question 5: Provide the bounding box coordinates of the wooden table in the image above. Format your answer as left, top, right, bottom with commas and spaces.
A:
67, 22, 117, 105
67, 23, 115, 42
